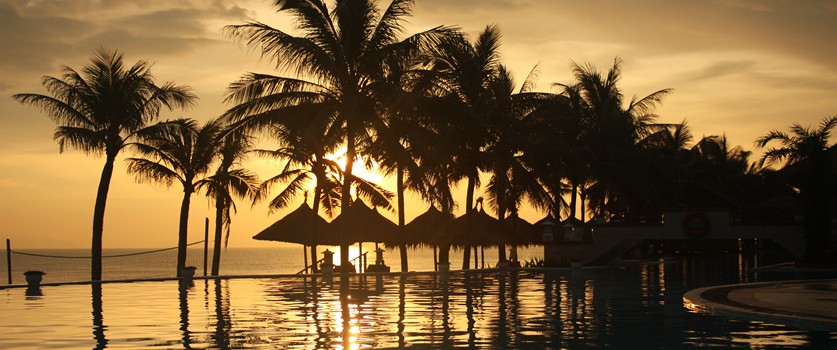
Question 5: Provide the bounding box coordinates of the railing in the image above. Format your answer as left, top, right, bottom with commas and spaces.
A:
296, 257, 325, 275
294, 251, 373, 275
349, 252, 369, 273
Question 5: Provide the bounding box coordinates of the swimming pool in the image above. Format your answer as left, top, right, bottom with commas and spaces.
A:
3, 255, 835, 349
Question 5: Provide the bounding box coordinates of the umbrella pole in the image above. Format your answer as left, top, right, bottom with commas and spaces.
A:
433, 246, 438, 272
303, 245, 309, 274
480, 246, 485, 269
358, 242, 363, 273
473, 246, 478, 269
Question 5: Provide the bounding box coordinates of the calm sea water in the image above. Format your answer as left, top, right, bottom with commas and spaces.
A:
2, 246, 541, 284
2, 254, 836, 349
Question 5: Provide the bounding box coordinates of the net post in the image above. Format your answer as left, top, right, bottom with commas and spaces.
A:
204, 217, 209, 277
6, 239, 11, 284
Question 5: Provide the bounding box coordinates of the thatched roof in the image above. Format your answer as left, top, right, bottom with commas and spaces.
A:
329, 200, 398, 243
399, 206, 455, 247
253, 203, 334, 245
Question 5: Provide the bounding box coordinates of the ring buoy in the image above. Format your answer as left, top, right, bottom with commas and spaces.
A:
683, 212, 710, 238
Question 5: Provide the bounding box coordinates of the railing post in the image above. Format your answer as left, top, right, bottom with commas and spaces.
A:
6, 239, 11, 284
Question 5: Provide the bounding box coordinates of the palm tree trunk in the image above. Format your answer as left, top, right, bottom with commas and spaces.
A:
462, 175, 476, 270
91, 156, 116, 281
497, 169, 508, 264
569, 183, 578, 221
340, 126, 356, 271
177, 188, 193, 277
580, 186, 586, 223
497, 206, 507, 263
310, 185, 322, 273
397, 166, 408, 272
211, 200, 224, 276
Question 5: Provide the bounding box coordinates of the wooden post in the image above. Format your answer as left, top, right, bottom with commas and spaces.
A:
6, 239, 11, 284
303, 245, 309, 274
433, 246, 438, 272
203, 217, 209, 277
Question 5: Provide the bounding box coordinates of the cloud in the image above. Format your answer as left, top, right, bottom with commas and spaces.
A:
0, 3, 94, 74
0, 0, 253, 87
678, 60, 757, 83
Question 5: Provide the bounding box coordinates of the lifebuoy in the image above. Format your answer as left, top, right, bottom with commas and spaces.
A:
683, 212, 711, 238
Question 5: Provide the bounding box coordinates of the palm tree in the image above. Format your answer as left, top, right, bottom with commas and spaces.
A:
127, 118, 221, 276
431, 25, 504, 269
483, 65, 553, 264
254, 124, 343, 272
756, 115, 837, 262
199, 127, 259, 276
555, 58, 673, 220
13, 48, 196, 280
223, 0, 451, 269
367, 50, 449, 272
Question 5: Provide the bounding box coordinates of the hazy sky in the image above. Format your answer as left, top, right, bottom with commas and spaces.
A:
1, 0, 835, 249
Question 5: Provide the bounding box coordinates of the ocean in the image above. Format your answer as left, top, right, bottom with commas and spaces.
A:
2, 245, 544, 285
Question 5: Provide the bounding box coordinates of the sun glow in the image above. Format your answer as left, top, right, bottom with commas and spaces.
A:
325, 147, 388, 185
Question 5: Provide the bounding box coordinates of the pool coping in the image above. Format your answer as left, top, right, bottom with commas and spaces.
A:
683, 279, 837, 331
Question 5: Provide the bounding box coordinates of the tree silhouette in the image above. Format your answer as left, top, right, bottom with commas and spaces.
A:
13, 48, 196, 280
127, 118, 221, 276
756, 115, 836, 262
199, 126, 259, 276
223, 0, 451, 269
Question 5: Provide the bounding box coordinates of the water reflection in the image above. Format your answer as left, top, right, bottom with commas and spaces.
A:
41, 254, 834, 349
91, 283, 107, 350
179, 281, 192, 348
213, 279, 231, 349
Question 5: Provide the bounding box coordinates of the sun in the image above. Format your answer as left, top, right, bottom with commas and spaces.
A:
325, 147, 387, 185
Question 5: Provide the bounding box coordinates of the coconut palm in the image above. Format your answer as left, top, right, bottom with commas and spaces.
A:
366, 49, 452, 271
431, 25, 504, 268
483, 65, 553, 263
199, 127, 259, 276
223, 0, 451, 269
127, 118, 221, 276
756, 115, 837, 262
555, 58, 673, 220
13, 48, 196, 280
254, 124, 343, 272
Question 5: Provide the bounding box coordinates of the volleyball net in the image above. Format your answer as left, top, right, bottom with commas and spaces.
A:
3, 240, 209, 285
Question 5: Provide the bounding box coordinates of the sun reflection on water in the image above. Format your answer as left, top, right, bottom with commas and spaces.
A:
2, 254, 834, 349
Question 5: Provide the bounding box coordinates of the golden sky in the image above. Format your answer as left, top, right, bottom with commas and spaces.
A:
1, 0, 835, 249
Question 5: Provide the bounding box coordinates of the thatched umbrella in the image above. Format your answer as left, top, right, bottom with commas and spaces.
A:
329, 200, 398, 243
503, 215, 536, 246
400, 206, 455, 271
328, 200, 398, 272
253, 202, 333, 273
253, 202, 334, 245
447, 208, 503, 246
400, 206, 455, 247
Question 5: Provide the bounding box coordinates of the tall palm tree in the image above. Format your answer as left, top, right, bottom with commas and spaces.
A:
13, 48, 196, 280
431, 25, 503, 269
223, 0, 451, 269
756, 115, 837, 262
127, 118, 221, 276
199, 127, 259, 276
254, 124, 343, 273
555, 58, 673, 220
483, 65, 553, 264
368, 51, 448, 272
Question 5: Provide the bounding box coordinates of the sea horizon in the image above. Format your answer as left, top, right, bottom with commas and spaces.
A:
3, 246, 544, 285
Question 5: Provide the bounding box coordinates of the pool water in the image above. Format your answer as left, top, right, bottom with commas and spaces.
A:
3, 255, 835, 349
